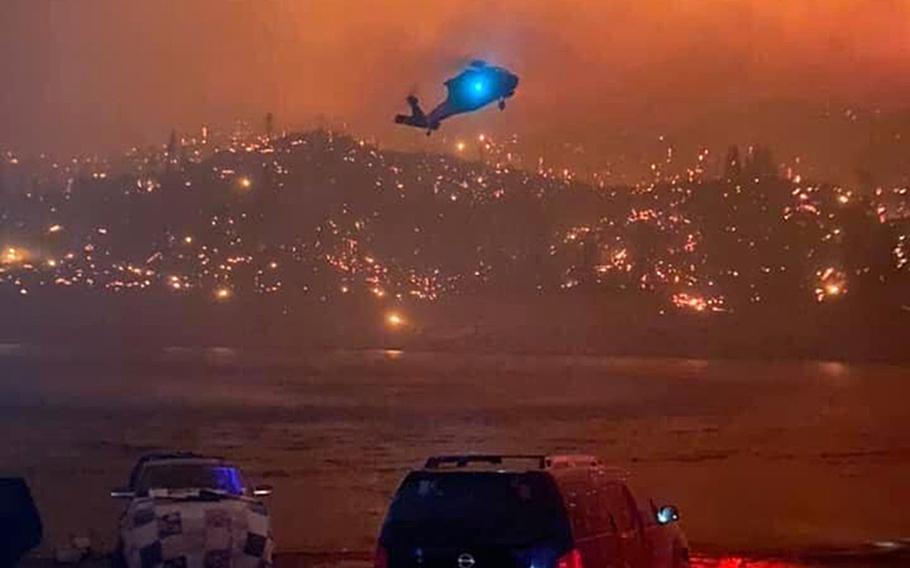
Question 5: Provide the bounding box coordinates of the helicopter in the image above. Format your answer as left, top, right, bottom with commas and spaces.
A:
394, 60, 519, 134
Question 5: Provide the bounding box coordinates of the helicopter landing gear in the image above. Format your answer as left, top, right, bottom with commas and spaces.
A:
498, 99, 506, 111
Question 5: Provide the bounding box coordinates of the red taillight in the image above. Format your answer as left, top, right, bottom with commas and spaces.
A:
373, 544, 389, 568
556, 548, 584, 568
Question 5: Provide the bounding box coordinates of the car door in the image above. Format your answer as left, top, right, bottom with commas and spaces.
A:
589, 475, 622, 567
561, 478, 596, 564
603, 482, 644, 568
558, 472, 614, 567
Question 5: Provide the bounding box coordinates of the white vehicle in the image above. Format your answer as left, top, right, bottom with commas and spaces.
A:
110, 452, 274, 568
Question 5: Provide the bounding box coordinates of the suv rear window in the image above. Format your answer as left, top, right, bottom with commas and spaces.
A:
381, 472, 569, 546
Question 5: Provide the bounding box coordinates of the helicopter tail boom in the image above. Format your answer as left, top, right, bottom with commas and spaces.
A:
394, 95, 430, 128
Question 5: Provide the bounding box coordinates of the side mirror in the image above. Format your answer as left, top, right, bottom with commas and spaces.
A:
109, 488, 135, 499
656, 505, 680, 525
252, 485, 273, 497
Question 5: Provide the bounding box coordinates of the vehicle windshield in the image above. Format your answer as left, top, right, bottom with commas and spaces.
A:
382, 472, 569, 547
135, 463, 245, 496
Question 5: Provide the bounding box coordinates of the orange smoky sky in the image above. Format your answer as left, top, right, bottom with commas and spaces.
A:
1, 0, 908, 170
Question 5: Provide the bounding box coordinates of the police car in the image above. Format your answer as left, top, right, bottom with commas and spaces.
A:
110, 452, 274, 567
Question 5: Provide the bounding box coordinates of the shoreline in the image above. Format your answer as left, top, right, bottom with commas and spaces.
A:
3, 290, 909, 365
1, 340, 908, 367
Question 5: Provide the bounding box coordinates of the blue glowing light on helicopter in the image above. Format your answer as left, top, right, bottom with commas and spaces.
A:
466, 75, 489, 99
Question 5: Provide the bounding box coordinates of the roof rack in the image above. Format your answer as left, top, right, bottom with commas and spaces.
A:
424, 455, 546, 470
137, 452, 227, 464
423, 454, 603, 471
543, 455, 601, 469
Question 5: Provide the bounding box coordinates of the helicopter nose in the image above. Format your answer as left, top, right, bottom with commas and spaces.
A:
508, 73, 519, 91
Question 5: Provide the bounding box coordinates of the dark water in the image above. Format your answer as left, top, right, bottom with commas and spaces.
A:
1, 346, 908, 563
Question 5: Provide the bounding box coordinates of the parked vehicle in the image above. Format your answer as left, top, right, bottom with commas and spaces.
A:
0, 477, 43, 567
376, 454, 688, 568
110, 452, 274, 568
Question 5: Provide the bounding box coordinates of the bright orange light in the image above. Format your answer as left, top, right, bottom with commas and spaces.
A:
815, 267, 847, 302
1, 247, 27, 265
184, 236, 194, 244
215, 287, 232, 300
671, 292, 726, 313
455, 141, 466, 152
238, 176, 253, 190
385, 312, 405, 328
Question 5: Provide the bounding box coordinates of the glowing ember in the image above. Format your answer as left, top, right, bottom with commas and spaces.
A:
1, 247, 27, 265
815, 268, 847, 302
671, 292, 727, 313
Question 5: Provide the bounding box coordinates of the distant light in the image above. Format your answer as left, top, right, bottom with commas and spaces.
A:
238, 176, 253, 190
455, 141, 466, 152
384, 349, 404, 360
478, 134, 486, 142
215, 287, 232, 300
2, 247, 26, 265
815, 268, 847, 302
48, 224, 63, 233
838, 194, 850, 204
184, 236, 194, 244
875, 541, 901, 550
386, 311, 405, 328
46, 259, 57, 268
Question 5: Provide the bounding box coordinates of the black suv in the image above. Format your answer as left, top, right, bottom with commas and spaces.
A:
375, 454, 688, 568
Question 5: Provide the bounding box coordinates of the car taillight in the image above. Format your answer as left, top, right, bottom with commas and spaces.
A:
556, 548, 584, 568
374, 544, 389, 568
